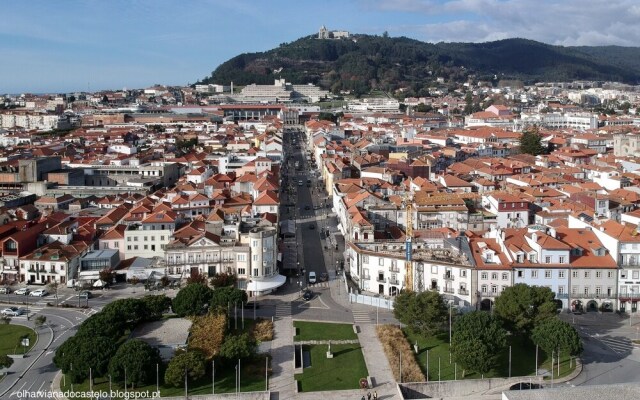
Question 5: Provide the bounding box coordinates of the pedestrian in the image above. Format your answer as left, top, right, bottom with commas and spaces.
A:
367, 391, 372, 400
361, 396, 365, 400
373, 391, 377, 400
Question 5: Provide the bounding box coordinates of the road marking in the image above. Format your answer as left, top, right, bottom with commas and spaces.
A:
353, 310, 372, 324
45, 350, 54, 356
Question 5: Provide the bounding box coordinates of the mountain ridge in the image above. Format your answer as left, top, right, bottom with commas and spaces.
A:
198, 35, 640, 96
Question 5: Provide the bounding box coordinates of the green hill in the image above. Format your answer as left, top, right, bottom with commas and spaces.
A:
197, 35, 640, 96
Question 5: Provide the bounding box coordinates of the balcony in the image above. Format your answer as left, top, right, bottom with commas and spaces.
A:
481, 291, 500, 297
429, 286, 440, 291
443, 287, 454, 294
389, 266, 400, 273
443, 273, 455, 281
458, 288, 469, 296
389, 278, 400, 285
376, 277, 386, 283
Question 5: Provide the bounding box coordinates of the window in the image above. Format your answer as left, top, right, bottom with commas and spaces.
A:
127, 237, 132, 242
584, 271, 590, 278
252, 240, 258, 247
237, 268, 246, 275
545, 256, 551, 264
379, 258, 384, 266
634, 271, 640, 280
595, 286, 602, 295
545, 270, 551, 278
134, 245, 138, 250
127, 245, 131, 250
237, 254, 246, 261
114, 242, 119, 248
531, 270, 538, 278
529, 254, 537, 263
572, 286, 578, 295
144, 245, 148, 250
491, 285, 498, 294
160, 236, 165, 241
481, 284, 488, 293
460, 270, 467, 278
572, 271, 578, 278
432, 266, 438, 274
517, 270, 523, 278
362, 256, 369, 264
253, 268, 259, 276
253, 255, 258, 261
558, 286, 565, 295
502, 273, 508, 280
596, 271, 602, 278
607, 271, 613, 278
584, 287, 589, 296
481, 272, 488, 280
559, 271, 565, 278
491, 272, 498, 280
144, 236, 148, 242
559, 256, 565, 264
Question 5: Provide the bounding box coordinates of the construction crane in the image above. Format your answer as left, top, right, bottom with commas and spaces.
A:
403, 190, 414, 292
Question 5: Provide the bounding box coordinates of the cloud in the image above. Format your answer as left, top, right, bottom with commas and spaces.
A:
370, 0, 640, 46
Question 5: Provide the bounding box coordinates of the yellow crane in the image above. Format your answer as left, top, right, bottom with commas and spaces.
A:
404, 200, 413, 292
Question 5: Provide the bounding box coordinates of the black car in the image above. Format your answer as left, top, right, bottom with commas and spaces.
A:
302, 290, 313, 301
304, 205, 311, 210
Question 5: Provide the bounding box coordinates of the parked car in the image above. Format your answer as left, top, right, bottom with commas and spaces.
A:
14, 288, 30, 295
302, 290, 314, 301
308, 271, 317, 284
30, 289, 48, 297
0, 286, 11, 294
1, 307, 23, 316
77, 290, 92, 299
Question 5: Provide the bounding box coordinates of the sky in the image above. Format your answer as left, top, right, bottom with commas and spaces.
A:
2, 0, 639, 94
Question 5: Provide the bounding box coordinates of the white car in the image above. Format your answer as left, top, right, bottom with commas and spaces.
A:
308, 271, 317, 284
29, 289, 48, 297
2, 307, 23, 316
14, 287, 30, 295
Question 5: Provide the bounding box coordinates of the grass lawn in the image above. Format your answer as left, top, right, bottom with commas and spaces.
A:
404, 329, 576, 380
0, 324, 37, 356
61, 355, 269, 399
293, 321, 357, 342
295, 344, 368, 392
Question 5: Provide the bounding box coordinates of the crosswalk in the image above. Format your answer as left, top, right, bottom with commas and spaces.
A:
598, 335, 633, 354
352, 310, 372, 324
275, 303, 292, 319
306, 282, 330, 288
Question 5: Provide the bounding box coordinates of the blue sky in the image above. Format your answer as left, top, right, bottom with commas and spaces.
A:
2, 0, 639, 94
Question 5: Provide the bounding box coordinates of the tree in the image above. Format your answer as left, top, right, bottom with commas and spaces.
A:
210, 286, 248, 312
99, 269, 114, 285
219, 333, 257, 361
172, 283, 213, 317
34, 315, 47, 329
186, 271, 207, 285
0, 354, 14, 370
532, 318, 582, 356
494, 284, 557, 334
393, 290, 447, 337
209, 272, 237, 289
519, 127, 545, 156
108, 339, 162, 388
188, 313, 227, 359
141, 295, 172, 320
451, 311, 506, 376
76, 312, 125, 340
101, 298, 147, 326
47, 282, 60, 306
54, 335, 116, 383
164, 349, 207, 387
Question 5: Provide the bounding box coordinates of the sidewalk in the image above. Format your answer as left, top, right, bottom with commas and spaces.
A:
268, 317, 296, 399
0, 320, 54, 398
357, 324, 398, 399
